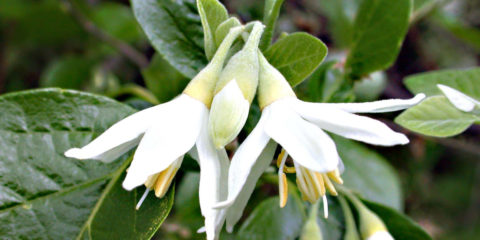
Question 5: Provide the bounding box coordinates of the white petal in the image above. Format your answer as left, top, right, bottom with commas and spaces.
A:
296, 102, 409, 146
309, 93, 425, 113
366, 231, 394, 240
64, 101, 172, 162
122, 95, 206, 190
438, 84, 479, 112
196, 112, 230, 240
264, 100, 339, 172
208, 80, 250, 148
225, 141, 277, 232
214, 111, 272, 209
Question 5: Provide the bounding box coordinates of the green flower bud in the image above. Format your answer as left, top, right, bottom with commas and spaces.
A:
208, 22, 265, 148
183, 26, 244, 107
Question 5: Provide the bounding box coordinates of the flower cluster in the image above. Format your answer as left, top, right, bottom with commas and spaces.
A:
65, 17, 424, 240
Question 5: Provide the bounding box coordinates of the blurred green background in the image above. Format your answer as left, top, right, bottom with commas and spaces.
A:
0, 0, 479, 239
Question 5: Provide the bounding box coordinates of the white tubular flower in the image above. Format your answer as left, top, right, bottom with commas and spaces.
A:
65, 26, 245, 240
437, 84, 480, 112
208, 22, 265, 149
215, 53, 425, 231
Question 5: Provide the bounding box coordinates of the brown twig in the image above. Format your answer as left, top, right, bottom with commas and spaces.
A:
61, 0, 149, 69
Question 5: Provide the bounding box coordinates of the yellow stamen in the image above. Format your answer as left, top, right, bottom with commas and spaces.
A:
276, 149, 295, 173
327, 169, 344, 184
153, 164, 181, 198
314, 172, 326, 196
279, 172, 288, 208
322, 174, 338, 196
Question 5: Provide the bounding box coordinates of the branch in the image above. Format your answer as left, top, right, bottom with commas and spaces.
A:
62, 0, 149, 69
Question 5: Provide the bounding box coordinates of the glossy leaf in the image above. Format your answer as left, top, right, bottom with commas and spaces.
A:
334, 136, 403, 210
346, 0, 412, 77
132, 0, 207, 78
264, 32, 328, 87
77, 171, 174, 239
395, 96, 479, 137
0, 89, 133, 238
236, 194, 305, 240
259, 0, 285, 50
363, 199, 432, 240
0, 89, 173, 239
404, 68, 480, 99
197, 0, 229, 60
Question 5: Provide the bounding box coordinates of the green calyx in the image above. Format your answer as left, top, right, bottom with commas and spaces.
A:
258, 52, 296, 109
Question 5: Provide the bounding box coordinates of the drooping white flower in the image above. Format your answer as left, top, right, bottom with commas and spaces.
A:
215, 53, 425, 231
65, 26, 245, 240
437, 84, 480, 112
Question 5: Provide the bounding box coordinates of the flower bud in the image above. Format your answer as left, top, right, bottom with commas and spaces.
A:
208, 22, 265, 148
355, 199, 393, 240
183, 26, 244, 107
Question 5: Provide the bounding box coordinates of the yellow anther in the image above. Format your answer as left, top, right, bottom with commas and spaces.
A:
153, 164, 181, 198
314, 172, 326, 196
279, 172, 288, 208
144, 173, 160, 189
276, 149, 296, 173
322, 174, 338, 196
327, 169, 344, 185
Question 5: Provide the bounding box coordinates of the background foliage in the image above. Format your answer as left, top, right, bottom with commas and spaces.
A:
0, 0, 479, 239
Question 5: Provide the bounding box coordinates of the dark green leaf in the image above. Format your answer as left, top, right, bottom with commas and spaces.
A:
346, 0, 412, 77
132, 0, 207, 78
404, 68, 480, 99
395, 96, 479, 137
316, 0, 358, 48
142, 54, 190, 102
40, 56, 95, 89
0, 89, 135, 238
334, 136, 403, 210
236, 194, 305, 240
363, 200, 432, 240
77, 171, 174, 239
259, 0, 285, 50
264, 32, 328, 87
197, 0, 229, 60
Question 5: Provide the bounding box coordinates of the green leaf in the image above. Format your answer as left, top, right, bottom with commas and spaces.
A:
395, 96, 479, 137
236, 194, 305, 240
132, 0, 207, 78
91, 2, 144, 43
346, 0, 412, 77
264, 32, 328, 87
197, 0, 229, 60
77, 171, 174, 239
363, 200, 432, 240
142, 54, 190, 102
315, 197, 345, 240
316, 0, 358, 48
259, 0, 285, 50
40, 56, 95, 89
0, 89, 134, 238
404, 68, 480, 99
333, 136, 403, 210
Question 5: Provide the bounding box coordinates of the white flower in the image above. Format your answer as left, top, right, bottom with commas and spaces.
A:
65, 26, 246, 240
214, 53, 425, 231
437, 84, 480, 112
366, 231, 394, 240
